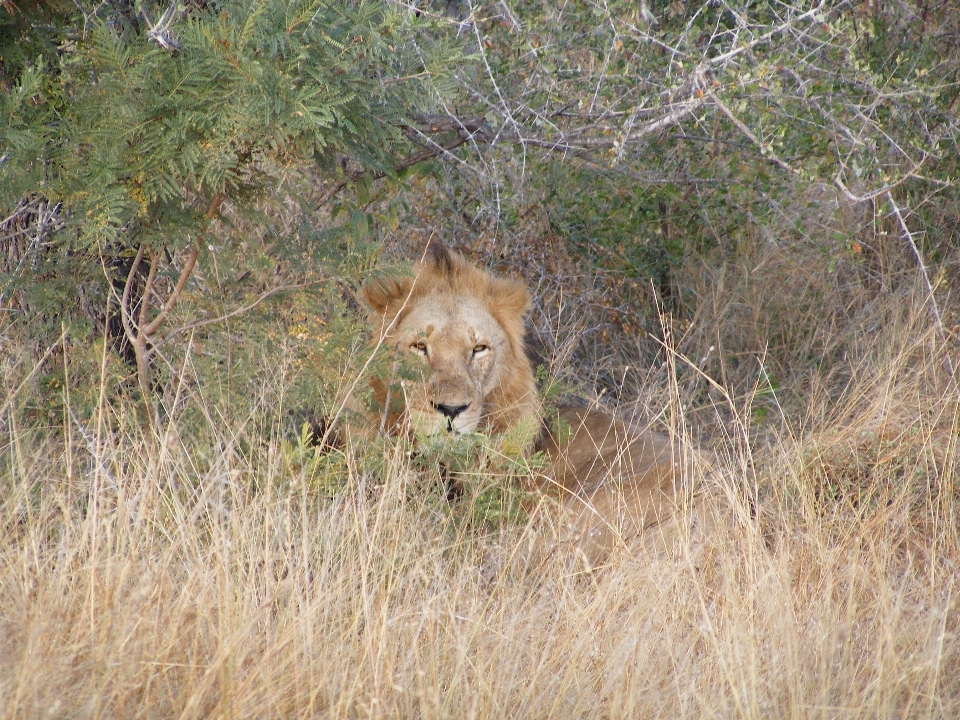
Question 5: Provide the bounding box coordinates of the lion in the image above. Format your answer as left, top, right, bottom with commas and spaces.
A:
356, 240, 711, 564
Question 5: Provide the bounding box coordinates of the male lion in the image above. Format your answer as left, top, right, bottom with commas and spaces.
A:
357, 241, 708, 563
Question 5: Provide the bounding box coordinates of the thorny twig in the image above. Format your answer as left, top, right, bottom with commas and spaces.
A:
706, 87, 799, 176
315, 115, 493, 206
69, 0, 110, 38
142, 3, 181, 50
162, 281, 315, 342
886, 192, 958, 388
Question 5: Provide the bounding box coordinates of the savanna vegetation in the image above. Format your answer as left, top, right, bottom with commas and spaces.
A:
2, 0, 959, 716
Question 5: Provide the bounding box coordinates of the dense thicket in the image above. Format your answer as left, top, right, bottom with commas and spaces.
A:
2, 0, 958, 421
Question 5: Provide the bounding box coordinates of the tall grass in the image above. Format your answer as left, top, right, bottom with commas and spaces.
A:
1, 277, 958, 718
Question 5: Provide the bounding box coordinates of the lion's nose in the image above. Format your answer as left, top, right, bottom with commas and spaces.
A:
433, 402, 470, 420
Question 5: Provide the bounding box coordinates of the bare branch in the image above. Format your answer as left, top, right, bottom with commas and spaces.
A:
315, 115, 494, 206
707, 87, 799, 176
886, 192, 957, 387
142, 3, 181, 51
143, 245, 199, 337
120, 241, 200, 401
138, 249, 159, 332
832, 169, 926, 205
162, 281, 314, 342
702, 2, 828, 70
119, 244, 145, 346
0, 199, 62, 307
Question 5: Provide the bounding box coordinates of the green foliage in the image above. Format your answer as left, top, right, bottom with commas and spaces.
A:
414, 429, 545, 530
545, 163, 685, 288
1, 0, 462, 340
2, 1, 456, 232
0, 0, 74, 86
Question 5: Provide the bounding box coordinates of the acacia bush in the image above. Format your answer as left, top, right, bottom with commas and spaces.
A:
1, 0, 463, 417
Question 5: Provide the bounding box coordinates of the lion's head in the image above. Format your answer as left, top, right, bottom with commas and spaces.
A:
359, 241, 540, 439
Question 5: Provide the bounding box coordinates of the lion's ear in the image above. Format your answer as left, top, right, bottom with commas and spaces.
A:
424, 239, 456, 276
490, 277, 533, 329
361, 275, 415, 318
503, 279, 533, 317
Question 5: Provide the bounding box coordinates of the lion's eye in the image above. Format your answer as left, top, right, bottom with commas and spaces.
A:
472, 343, 489, 356
412, 341, 428, 356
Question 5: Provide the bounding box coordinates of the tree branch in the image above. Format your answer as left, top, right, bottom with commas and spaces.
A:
161, 281, 313, 342
143, 245, 198, 336
886, 192, 957, 388
707, 87, 799, 176
120, 244, 144, 347
120, 192, 222, 402
315, 115, 493, 206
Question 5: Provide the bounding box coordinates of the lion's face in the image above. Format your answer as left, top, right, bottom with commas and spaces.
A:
361, 241, 539, 440
391, 293, 513, 435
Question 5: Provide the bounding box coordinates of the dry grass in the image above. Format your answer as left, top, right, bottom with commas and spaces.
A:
2, 255, 959, 718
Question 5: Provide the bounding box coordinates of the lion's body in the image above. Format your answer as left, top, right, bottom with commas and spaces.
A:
359, 242, 703, 561
534, 406, 699, 561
